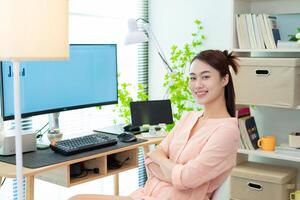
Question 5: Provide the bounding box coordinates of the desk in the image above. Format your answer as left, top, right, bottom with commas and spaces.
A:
0, 137, 163, 200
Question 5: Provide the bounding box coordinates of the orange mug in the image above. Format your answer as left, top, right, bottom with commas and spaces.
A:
257, 136, 276, 151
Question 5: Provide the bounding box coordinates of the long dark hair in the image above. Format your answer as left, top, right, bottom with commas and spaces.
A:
191, 50, 239, 117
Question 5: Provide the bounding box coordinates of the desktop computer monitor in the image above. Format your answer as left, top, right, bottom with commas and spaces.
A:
130, 100, 173, 127
0, 44, 118, 120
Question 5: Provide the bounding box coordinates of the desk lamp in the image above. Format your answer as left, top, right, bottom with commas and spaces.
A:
124, 18, 173, 73
0, 1, 69, 199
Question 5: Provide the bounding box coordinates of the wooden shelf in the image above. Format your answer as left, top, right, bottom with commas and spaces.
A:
238, 148, 300, 162
107, 163, 138, 176
233, 48, 300, 53
70, 173, 107, 186
232, 48, 300, 58
238, 0, 296, 3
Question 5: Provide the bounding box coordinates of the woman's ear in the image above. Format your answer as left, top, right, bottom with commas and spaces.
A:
222, 74, 229, 87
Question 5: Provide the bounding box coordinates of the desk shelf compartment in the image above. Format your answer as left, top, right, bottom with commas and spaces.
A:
69, 157, 107, 186
36, 156, 107, 187
36, 148, 139, 187
107, 149, 138, 175
36, 165, 70, 187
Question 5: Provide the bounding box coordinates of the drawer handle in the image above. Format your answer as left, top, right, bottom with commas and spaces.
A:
255, 69, 270, 76
247, 182, 263, 191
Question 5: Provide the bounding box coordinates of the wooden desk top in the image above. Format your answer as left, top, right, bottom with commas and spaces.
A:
0, 137, 163, 178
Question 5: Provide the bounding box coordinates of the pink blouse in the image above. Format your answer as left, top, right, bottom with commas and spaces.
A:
130, 111, 240, 200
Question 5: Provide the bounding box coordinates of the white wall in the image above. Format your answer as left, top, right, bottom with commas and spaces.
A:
148, 0, 300, 192
250, 106, 300, 188
149, 0, 233, 99
148, 2, 233, 198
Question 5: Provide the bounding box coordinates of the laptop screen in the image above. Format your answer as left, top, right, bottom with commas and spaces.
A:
130, 100, 173, 127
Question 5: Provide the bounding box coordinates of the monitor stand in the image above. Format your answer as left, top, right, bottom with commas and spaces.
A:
36, 112, 61, 149
141, 125, 167, 138
148, 126, 157, 135
48, 112, 60, 130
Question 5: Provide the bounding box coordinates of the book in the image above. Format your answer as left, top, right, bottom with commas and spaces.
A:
246, 13, 257, 49
237, 106, 250, 118
258, 14, 271, 49
252, 14, 265, 49
238, 116, 260, 150
238, 115, 251, 150
263, 13, 276, 49
245, 116, 260, 149
268, 15, 281, 46
239, 14, 251, 49
235, 14, 244, 49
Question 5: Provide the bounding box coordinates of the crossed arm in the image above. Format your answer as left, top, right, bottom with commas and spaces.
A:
144, 126, 239, 190
145, 147, 176, 183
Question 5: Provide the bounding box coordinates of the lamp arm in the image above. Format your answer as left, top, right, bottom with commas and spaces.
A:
143, 24, 173, 73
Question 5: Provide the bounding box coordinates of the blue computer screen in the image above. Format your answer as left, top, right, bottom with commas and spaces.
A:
1, 44, 118, 120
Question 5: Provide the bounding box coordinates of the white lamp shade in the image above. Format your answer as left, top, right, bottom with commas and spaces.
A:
124, 18, 148, 45
0, 0, 69, 60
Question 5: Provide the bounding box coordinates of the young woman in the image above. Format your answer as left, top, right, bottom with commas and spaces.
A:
69, 49, 240, 200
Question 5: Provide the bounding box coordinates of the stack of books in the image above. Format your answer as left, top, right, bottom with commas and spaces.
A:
237, 106, 260, 150
236, 13, 280, 49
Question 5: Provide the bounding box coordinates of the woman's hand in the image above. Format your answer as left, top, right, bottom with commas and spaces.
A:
159, 159, 176, 181
147, 147, 167, 164
147, 147, 176, 182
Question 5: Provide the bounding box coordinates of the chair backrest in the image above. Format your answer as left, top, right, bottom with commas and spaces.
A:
211, 178, 230, 200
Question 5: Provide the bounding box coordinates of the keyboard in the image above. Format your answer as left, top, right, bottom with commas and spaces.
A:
50, 133, 118, 156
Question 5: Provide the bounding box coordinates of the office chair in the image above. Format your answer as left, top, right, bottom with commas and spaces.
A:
211, 178, 230, 200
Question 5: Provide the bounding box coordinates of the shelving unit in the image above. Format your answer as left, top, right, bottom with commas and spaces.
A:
233, 49, 300, 53
231, 0, 300, 166
238, 148, 300, 163
232, 0, 300, 54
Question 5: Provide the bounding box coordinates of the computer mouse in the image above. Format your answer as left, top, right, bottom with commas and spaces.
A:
117, 132, 137, 143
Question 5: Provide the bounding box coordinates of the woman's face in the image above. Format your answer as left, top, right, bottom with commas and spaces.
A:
188, 59, 228, 105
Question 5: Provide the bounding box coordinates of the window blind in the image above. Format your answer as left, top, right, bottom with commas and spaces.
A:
7, 119, 32, 200
137, 0, 149, 187
1, 1, 148, 198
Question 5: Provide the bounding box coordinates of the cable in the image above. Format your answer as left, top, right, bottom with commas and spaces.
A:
136, 18, 173, 73
35, 122, 49, 139
136, 18, 149, 24
120, 157, 130, 166
84, 168, 100, 174
1, 178, 6, 186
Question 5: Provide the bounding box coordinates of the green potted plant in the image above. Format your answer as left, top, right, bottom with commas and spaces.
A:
288, 26, 300, 46
163, 19, 206, 130
113, 82, 148, 125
